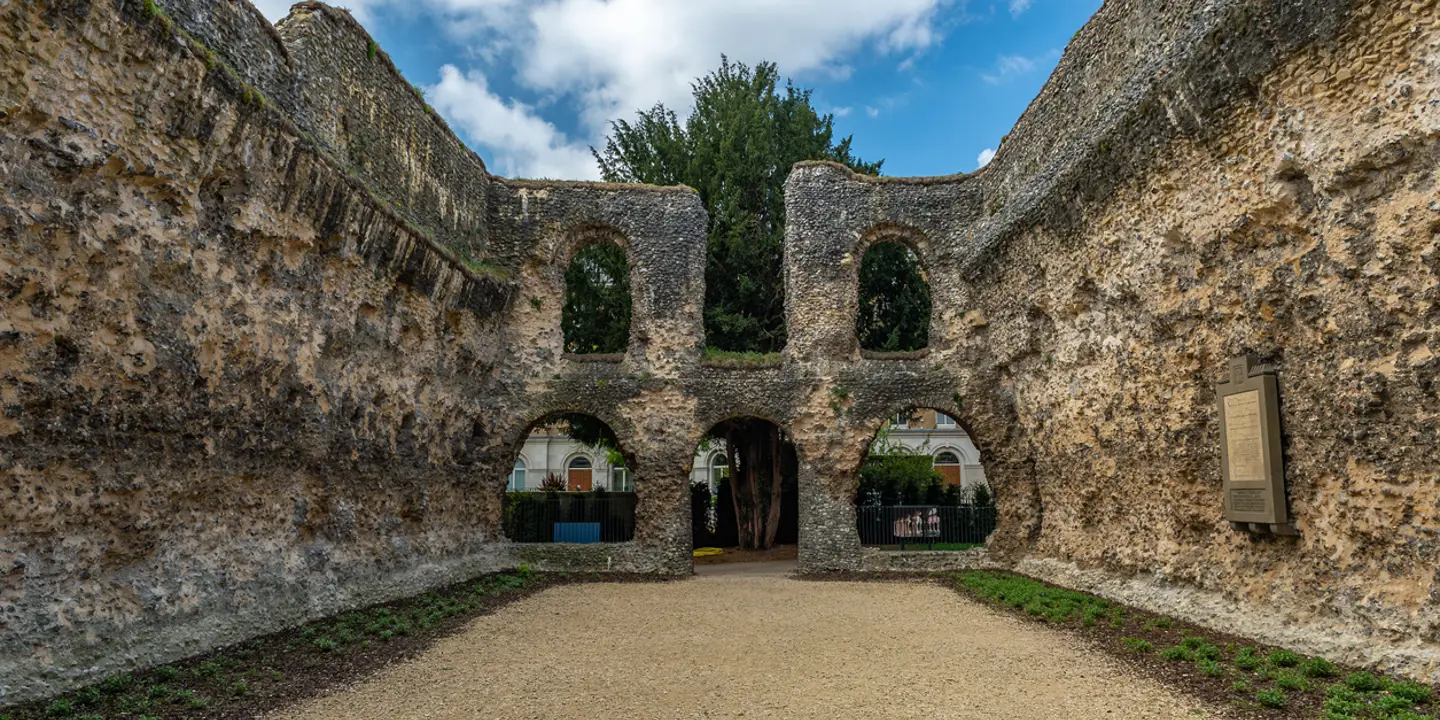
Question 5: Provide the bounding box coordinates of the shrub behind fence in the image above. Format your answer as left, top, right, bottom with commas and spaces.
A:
503, 492, 637, 543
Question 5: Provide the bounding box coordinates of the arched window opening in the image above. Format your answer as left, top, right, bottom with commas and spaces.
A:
857, 407, 994, 550
857, 241, 931, 352
689, 418, 797, 554
503, 412, 636, 543
562, 242, 631, 354
508, 458, 527, 491
710, 453, 729, 488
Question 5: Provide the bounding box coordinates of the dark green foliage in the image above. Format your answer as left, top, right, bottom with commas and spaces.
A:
857, 454, 946, 506
856, 242, 931, 351
1197, 658, 1224, 677
42, 699, 72, 718
1323, 684, 1366, 717
1274, 671, 1306, 691
1255, 688, 1288, 708
1390, 680, 1432, 704
99, 675, 133, 694
562, 242, 631, 354
955, 571, 1113, 625
154, 666, 179, 682
1161, 645, 1194, 662
970, 483, 993, 507
1302, 656, 1339, 678
1233, 647, 1262, 670
1345, 671, 1386, 692
1122, 637, 1152, 653
366, 39, 377, 60
593, 57, 882, 352
1268, 649, 1302, 667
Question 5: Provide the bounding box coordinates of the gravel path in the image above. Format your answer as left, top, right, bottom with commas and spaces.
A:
272, 573, 1218, 719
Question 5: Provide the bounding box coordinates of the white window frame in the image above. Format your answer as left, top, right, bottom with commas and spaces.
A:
710, 453, 729, 487
611, 466, 633, 492
508, 458, 527, 491
892, 412, 910, 429
936, 412, 957, 429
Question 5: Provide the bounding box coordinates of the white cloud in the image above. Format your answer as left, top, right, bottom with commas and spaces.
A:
457, 0, 949, 135
976, 148, 996, 168
832, 106, 854, 118
427, 65, 599, 179
865, 106, 881, 118
980, 49, 1058, 85
1008, 0, 1033, 17
253, 0, 953, 179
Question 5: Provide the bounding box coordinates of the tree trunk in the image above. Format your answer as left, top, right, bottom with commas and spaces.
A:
763, 423, 783, 548
745, 433, 763, 549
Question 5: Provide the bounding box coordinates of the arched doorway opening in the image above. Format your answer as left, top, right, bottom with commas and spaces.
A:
503, 412, 636, 543
856, 240, 931, 352
856, 407, 994, 550
690, 417, 797, 555
562, 241, 631, 354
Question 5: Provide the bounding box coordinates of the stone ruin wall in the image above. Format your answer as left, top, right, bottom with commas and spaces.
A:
3, 0, 1439, 704
785, 0, 1440, 681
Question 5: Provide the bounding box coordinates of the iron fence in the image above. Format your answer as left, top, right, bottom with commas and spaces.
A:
856, 504, 997, 549
503, 493, 637, 543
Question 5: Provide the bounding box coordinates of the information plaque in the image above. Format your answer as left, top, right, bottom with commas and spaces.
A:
1216, 355, 1296, 535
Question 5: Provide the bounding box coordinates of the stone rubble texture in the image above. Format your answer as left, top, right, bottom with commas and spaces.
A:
1, 0, 1438, 705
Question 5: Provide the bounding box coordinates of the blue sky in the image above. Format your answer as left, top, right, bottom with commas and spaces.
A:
253, 0, 1101, 180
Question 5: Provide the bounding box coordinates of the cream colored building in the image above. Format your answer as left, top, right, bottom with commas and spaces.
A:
508, 409, 985, 492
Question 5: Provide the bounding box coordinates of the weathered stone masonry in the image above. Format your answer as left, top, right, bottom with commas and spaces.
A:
2, 0, 1439, 704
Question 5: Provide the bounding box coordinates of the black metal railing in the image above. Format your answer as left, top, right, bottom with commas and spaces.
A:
856, 505, 997, 549
503, 493, 637, 543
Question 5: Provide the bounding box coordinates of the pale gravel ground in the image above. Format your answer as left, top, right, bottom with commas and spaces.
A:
271, 572, 1220, 720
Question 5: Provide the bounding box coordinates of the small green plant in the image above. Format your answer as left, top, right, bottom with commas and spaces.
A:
1160, 645, 1194, 662
194, 658, 224, 678
230, 678, 251, 696
1233, 647, 1262, 670
1197, 658, 1224, 677
44, 699, 75, 717
74, 686, 101, 706
174, 689, 210, 709
1301, 656, 1339, 678
100, 674, 134, 694
1122, 637, 1152, 653
141, 0, 159, 17
314, 636, 339, 652
1232, 680, 1250, 693
1274, 671, 1307, 691
1268, 649, 1302, 668
529, 296, 543, 311
1345, 671, 1386, 692
155, 665, 180, 681
1254, 688, 1289, 709
1389, 679, 1432, 704
367, 38, 378, 60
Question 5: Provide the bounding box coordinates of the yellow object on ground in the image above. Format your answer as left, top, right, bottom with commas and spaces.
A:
692, 547, 724, 557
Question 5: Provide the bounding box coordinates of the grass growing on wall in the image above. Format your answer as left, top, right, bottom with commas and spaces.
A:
700, 348, 782, 367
